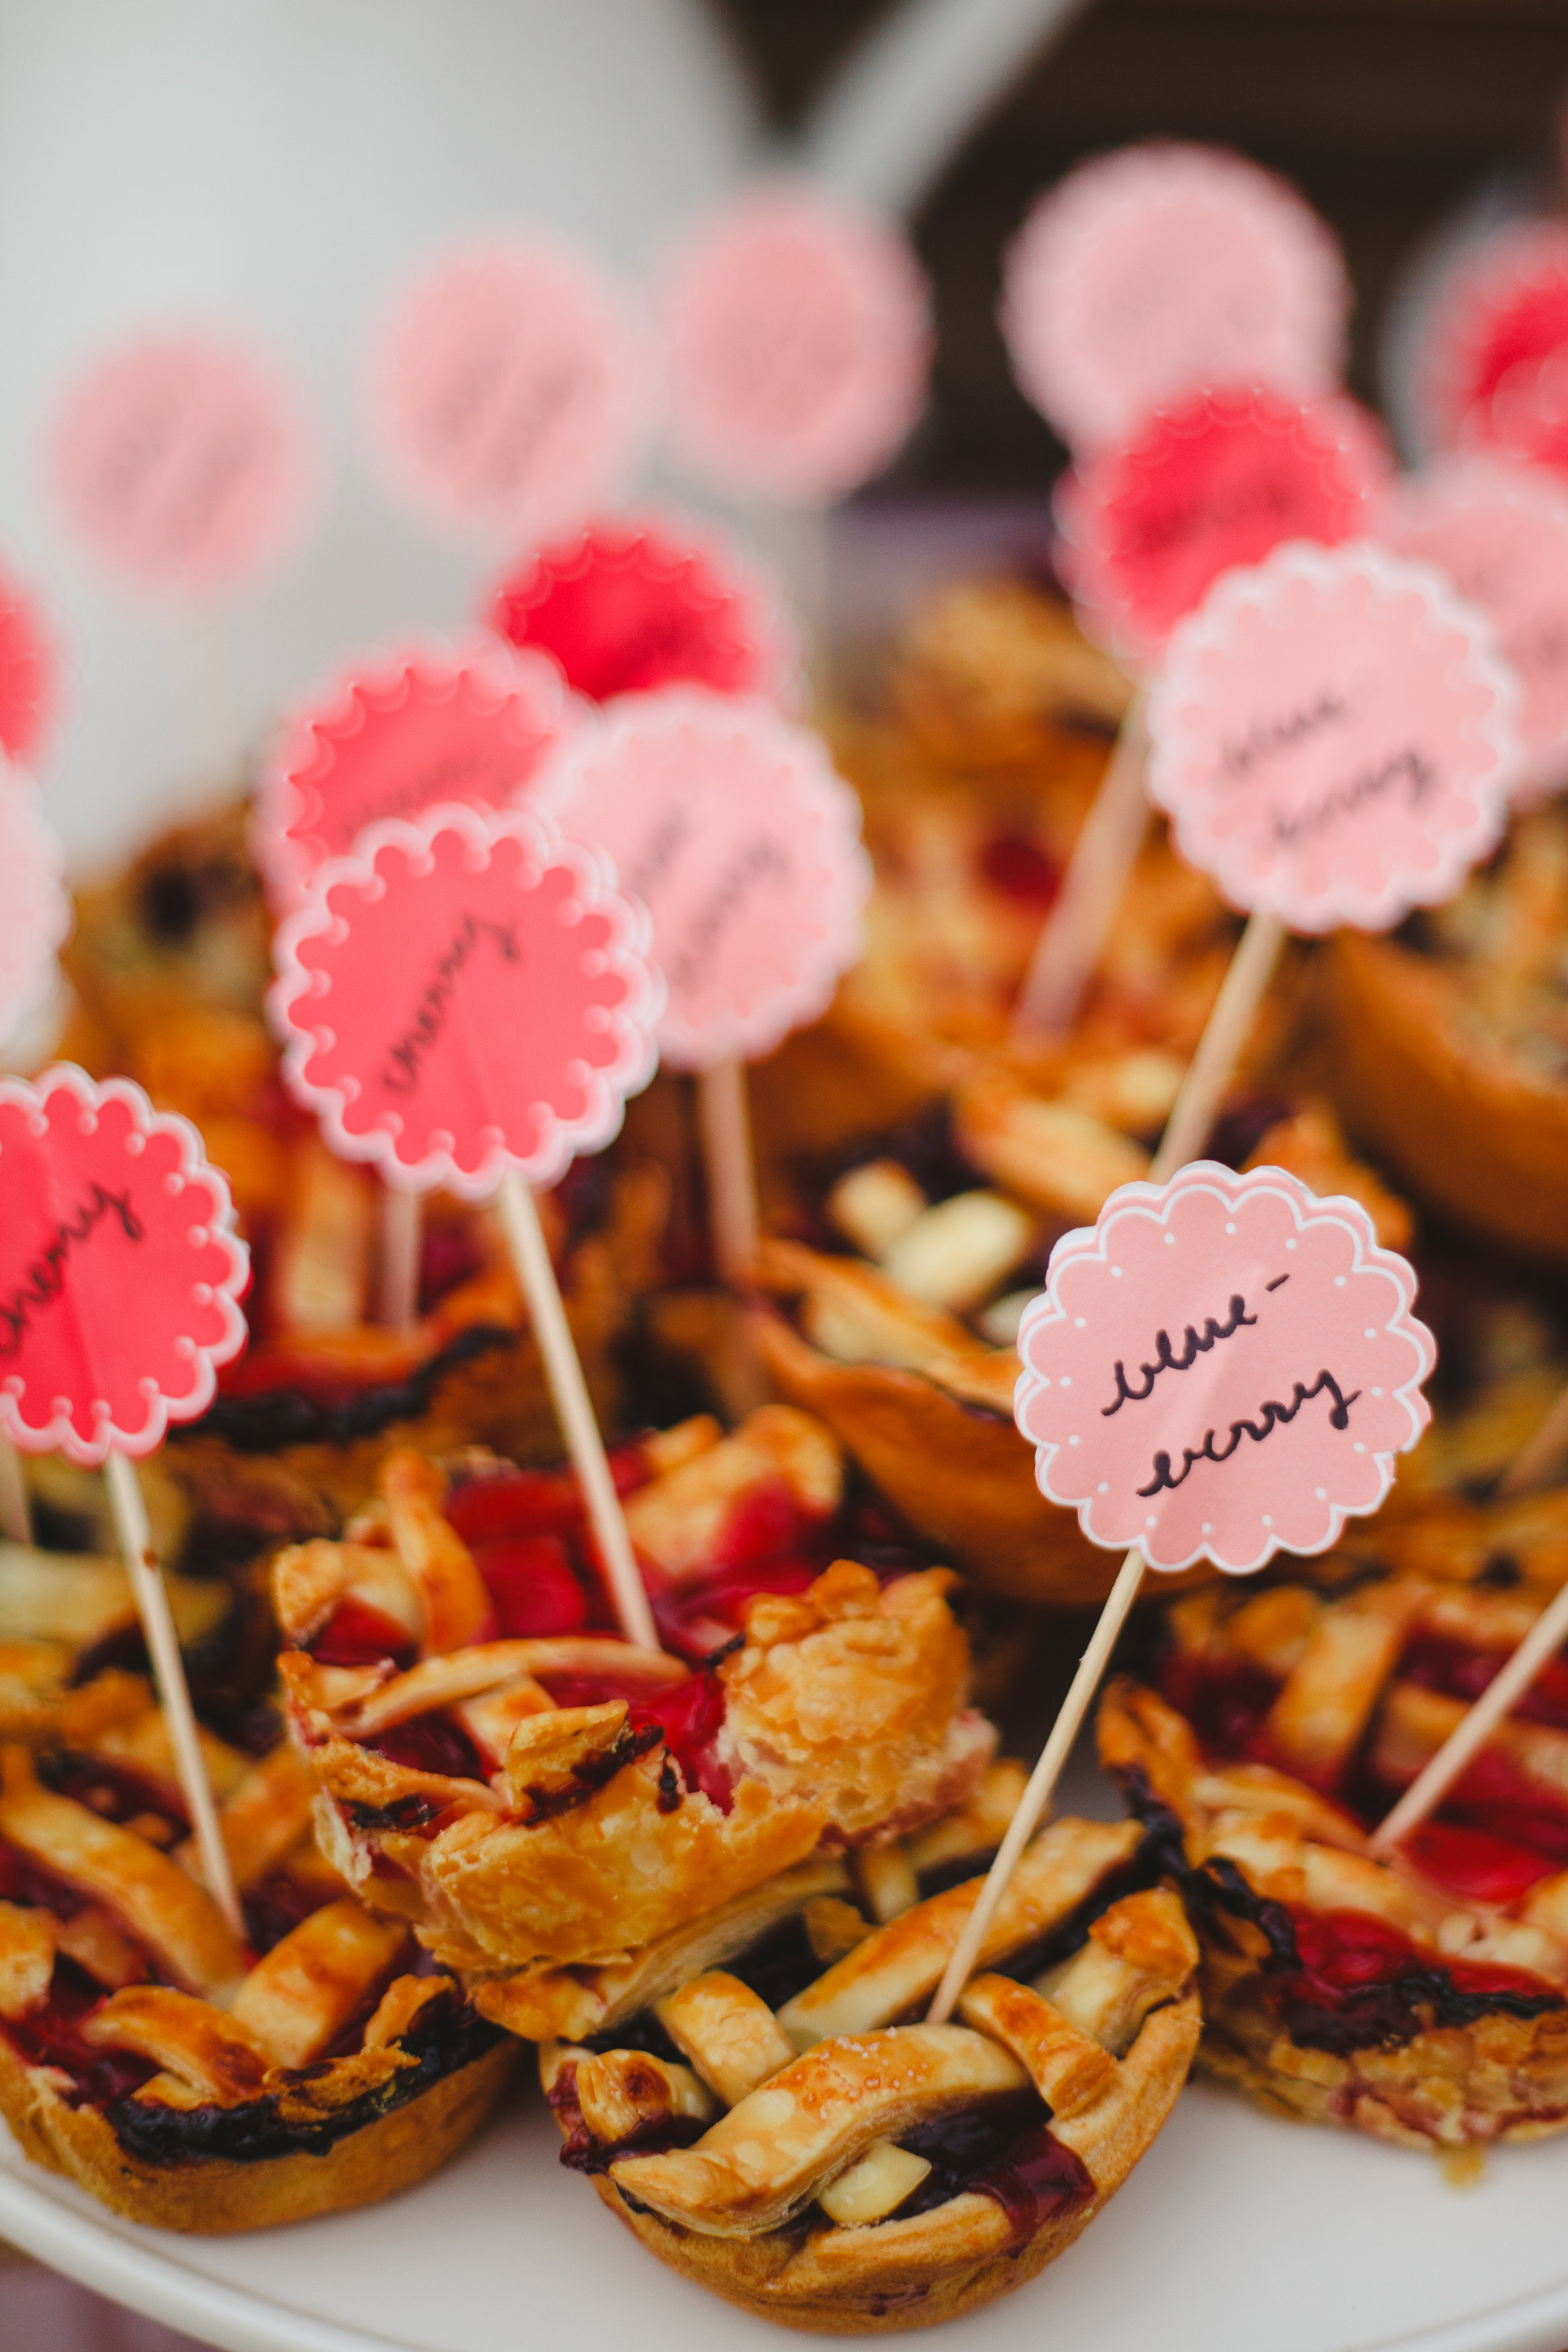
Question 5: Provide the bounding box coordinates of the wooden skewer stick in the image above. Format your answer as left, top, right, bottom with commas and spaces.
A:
495, 1169, 660, 1653
697, 1058, 760, 1286
378, 1183, 423, 1333
1371, 1577, 1568, 1855
0, 1436, 31, 1545
101, 1450, 244, 1938
1495, 1383, 1568, 1499
1149, 910, 1287, 1179
1012, 694, 1150, 1040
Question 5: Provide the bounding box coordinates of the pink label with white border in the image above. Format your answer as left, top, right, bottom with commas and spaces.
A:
1057, 386, 1388, 665
1420, 219, 1568, 469
1381, 454, 1568, 805
486, 510, 801, 709
373, 243, 647, 541
548, 689, 870, 1070
0, 567, 64, 770
0, 767, 71, 1046
1015, 1161, 1434, 1574
269, 803, 658, 1200
661, 185, 931, 502
1002, 142, 1349, 450
254, 636, 574, 910
1146, 542, 1519, 933
49, 336, 314, 595
0, 1066, 249, 1466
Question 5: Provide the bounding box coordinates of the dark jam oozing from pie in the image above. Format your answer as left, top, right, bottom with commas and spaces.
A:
188, 1322, 513, 1452
895, 2091, 1092, 2241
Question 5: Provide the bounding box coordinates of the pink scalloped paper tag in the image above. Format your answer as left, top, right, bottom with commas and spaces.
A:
1056, 386, 1388, 665
1419, 220, 1568, 470
49, 335, 314, 595
661, 185, 932, 503
1146, 542, 1520, 933
1015, 1161, 1434, 1574
0, 566, 64, 769
1002, 142, 1349, 451
548, 689, 869, 1070
1381, 454, 1568, 806
269, 803, 658, 1200
372, 243, 647, 542
486, 511, 801, 709
254, 636, 575, 911
0, 767, 71, 1045
0, 1066, 249, 1466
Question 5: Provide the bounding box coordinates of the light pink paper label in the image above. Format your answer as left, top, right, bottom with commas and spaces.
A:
1015, 1161, 1434, 1574
548, 689, 870, 1070
255, 636, 574, 909
1146, 542, 1519, 932
373, 243, 647, 542
0, 1066, 249, 1466
50, 336, 314, 595
661, 185, 931, 502
1381, 454, 1568, 806
1002, 142, 1349, 450
1419, 219, 1568, 468
0, 767, 71, 1045
0, 567, 64, 769
269, 804, 658, 1200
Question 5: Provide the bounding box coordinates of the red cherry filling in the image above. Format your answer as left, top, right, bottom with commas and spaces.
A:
308, 1598, 418, 1673
472, 1534, 589, 1638
368, 1714, 487, 1783
980, 834, 1059, 909
1269, 1904, 1563, 2054
5, 1962, 161, 2109
625, 1672, 732, 1813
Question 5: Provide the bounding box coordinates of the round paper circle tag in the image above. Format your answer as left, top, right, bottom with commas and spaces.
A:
0, 767, 71, 1045
255, 637, 574, 910
1419, 220, 1568, 469
1002, 142, 1349, 450
0, 567, 64, 769
373, 243, 647, 541
1056, 386, 1388, 665
549, 690, 870, 1070
1147, 542, 1519, 932
0, 1066, 249, 1465
269, 804, 658, 1200
661, 185, 932, 502
1015, 1161, 1434, 1574
49, 335, 314, 595
486, 512, 800, 708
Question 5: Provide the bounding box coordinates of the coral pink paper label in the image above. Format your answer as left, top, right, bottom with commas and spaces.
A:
1419, 220, 1568, 469
548, 690, 869, 1069
1002, 142, 1348, 450
486, 511, 800, 708
373, 243, 647, 542
0, 1066, 249, 1466
661, 185, 931, 502
0, 767, 71, 1045
1382, 455, 1568, 806
1015, 1161, 1434, 1573
1057, 386, 1388, 665
50, 336, 314, 595
270, 804, 658, 1200
255, 636, 574, 909
1146, 542, 1519, 932
0, 567, 64, 769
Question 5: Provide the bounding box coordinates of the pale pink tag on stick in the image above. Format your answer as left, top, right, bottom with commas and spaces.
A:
1002, 141, 1349, 450
1016, 1161, 1434, 1574
1418, 220, 1568, 471
0, 565, 64, 769
1146, 541, 1519, 932
548, 689, 870, 1069
661, 185, 932, 502
373, 243, 647, 542
50, 335, 314, 595
0, 767, 71, 1044
254, 636, 575, 910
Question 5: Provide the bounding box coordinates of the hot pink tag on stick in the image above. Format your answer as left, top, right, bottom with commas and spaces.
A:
486, 511, 800, 709
373, 243, 648, 542
0, 1066, 249, 1465
49, 335, 315, 595
661, 185, 932, 503
270, 803, 658, 1199
1146, 541, 1519, 933
1419, 220, 1568, 470
0, 768, 71, 1045
1002, 141, 1349, 451
0, 566, 64, 769
549, 689, 869, 1069
1016, 1161, 1434, 1573
1056, 386, 1388, 665
254, 636, 575, 910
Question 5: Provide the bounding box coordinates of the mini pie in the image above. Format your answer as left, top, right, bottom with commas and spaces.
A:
1098, 1561, 1568, 2147
537, 1786, 1199, 2332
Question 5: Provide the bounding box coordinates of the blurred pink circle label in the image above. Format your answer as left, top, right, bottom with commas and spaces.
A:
487, 511, 799, 707
0, 769, 70, 1044
0, 1065, 249, 1466
1057, 386, 1387, 663
1147, 542, 1518, 932
270, 804, 658, 1200
1002, 141, 1348, 450
1015, 1161, 1434, 1574
662, 185, 931, 502
50, 335, 314, 595
551, 691, 869, 1070
1420, 220, 1568, 470
0, 568, 64, 769
255, 636, 574, 909
374, 243, 646, 540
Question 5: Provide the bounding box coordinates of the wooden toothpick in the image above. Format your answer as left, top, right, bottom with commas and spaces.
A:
1012, 694, 1149, 1039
